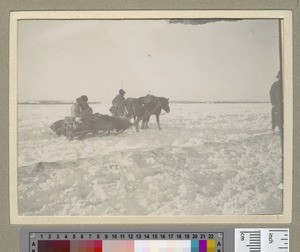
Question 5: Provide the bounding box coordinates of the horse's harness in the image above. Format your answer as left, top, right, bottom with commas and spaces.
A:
142, 97, 163, 118
121, 97, 163, 120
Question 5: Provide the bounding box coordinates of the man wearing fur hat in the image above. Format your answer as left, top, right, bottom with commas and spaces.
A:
110, 89, 126, 116
69, 95, 94, 133
71, 95, 93, 119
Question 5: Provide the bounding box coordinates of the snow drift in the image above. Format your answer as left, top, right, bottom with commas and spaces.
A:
17, 103, 283, 216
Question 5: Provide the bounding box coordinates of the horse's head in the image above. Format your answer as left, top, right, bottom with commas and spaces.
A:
159, 97, 170, 113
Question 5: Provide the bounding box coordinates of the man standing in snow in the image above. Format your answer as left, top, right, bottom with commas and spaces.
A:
269, 71, 283, 132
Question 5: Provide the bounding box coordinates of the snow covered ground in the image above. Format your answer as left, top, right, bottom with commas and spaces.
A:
17, 103, 283, 216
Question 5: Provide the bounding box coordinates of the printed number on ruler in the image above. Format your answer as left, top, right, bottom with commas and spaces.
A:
235, 229, 289, 252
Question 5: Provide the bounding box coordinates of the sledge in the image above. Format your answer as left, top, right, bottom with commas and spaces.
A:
50, 113, 132, 140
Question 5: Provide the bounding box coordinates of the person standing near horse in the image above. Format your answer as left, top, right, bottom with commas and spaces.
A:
269, 71, 283, 132
110, 89, 126, 116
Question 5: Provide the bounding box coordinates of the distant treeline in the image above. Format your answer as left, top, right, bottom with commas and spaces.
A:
18, 101, 102, 105
170, 101, 270, 104
18, 100, 270, 105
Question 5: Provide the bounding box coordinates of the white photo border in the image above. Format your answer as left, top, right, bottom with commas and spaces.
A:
9, 10, 293, 224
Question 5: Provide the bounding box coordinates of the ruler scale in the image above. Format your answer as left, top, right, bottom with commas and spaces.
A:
235, 229, 289, 252
20, 229, 289, 252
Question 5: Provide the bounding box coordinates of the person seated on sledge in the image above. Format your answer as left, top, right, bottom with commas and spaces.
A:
71, 95, 93, 119
70, 95, 94, 131
110, 89, 126, 116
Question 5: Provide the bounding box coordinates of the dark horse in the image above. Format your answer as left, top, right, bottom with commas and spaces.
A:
120, 95, 170, 132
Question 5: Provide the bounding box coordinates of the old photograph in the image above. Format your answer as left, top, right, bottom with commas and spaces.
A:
12, 13, 291, 220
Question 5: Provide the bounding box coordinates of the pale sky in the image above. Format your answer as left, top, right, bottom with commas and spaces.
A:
17, 19, 280, 103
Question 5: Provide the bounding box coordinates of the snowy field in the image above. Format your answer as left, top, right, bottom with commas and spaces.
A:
17, 103, 283, 216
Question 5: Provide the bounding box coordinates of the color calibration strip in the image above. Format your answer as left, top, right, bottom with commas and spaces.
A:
36, 240, 218, 252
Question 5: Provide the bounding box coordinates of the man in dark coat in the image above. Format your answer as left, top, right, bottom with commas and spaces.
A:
71, 95, 93, 119
269, 71, 283, 131
69, 95, 93, 133
110, 89, 126, 116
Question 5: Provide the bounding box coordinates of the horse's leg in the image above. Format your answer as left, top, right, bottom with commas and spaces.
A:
156, 113, 161, 130
132, 102, 143, 132
142, 117, 150, 129
134, 117, 141, 132
141, 119, 145, 129
146, 116, 150, 129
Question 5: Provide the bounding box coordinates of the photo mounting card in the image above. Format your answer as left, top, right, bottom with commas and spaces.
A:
9, 10, 293, 224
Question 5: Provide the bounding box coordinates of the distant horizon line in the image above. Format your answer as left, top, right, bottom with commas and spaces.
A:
18, 100, 270, 105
